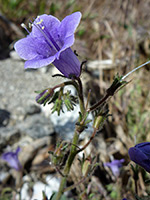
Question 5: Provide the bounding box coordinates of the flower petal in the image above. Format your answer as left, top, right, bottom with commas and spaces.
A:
55, 35, 74, 59
1, 150, 22, 171
128, 147, 150, 172
135, 142, 150, 158
14, 37, 38, 60
15, 36, 56, 61
16, 147, 21, 154
59, 12, 82, 39
53, 47, 80, 78
31, 14, 60, 39
24, 55, 56, 69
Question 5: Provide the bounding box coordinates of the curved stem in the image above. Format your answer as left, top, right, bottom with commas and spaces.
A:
75, 77, 85, 115
77, 128, 97, 153
88, 93, 109, 112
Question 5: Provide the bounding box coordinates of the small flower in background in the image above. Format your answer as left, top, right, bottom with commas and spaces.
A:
128, 142, 150, 173
1, 147, 22, 171
14, 12, 82, 78
104, 159, 124, 177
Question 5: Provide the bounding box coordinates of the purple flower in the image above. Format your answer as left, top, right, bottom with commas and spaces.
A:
14, 12, 82, 78
1, 147, 22, 171
104, 159, 124, 177
128, 142, 150, 173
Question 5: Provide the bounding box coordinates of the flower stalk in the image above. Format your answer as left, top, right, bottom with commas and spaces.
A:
55, 128, 80, 200
55, 77, 86, 200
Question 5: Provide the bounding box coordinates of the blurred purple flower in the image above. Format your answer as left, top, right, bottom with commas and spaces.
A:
128, 142, 150, 173
1, 147, 22, 171
14, 12, 82, 78
104, 159, 124, 177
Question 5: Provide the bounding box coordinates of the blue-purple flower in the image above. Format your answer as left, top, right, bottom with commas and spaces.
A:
104, 159, 124, 177
14, 12, 82, 78
1, 147, 22, 171
128, 142, 150, 173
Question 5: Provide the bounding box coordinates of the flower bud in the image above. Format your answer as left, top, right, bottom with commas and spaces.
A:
93, 115, 104, 130
82, 158, 91, 176
35, 88, 54, 105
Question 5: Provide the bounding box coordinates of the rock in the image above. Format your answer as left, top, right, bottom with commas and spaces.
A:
24, 103, 41, 117
18, 136, 53, 167
0, 126, 21, 150
17, 114, 54, 139
10, 51, 21, 60
0, 109, 10, 127
50, 104, 93, 140
20, 175, 60, 200
0, 57, 60, 116
31, 176, 60, 200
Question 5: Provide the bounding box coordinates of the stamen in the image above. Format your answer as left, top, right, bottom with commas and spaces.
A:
31, 17, 60, 52
33, 22, 58, 52
121, 60, 150, 80
36, 19, 43, 25
21, 23, 30, 34
28, 22, 32, 28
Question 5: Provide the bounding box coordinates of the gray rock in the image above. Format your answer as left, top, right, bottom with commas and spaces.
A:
24, 103, 41, 117
50, 104, 93, 140
0, 57, 61, 116
0, 109, 10, 127
0, 127, 21, 150
17, 114, 54, 139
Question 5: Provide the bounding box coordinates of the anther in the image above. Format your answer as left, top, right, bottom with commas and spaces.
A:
36, 19, 43, 25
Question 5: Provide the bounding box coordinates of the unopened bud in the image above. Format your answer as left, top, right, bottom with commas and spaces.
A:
35, 88, 54, 105
82, 158, 91, 176
93, 115, 104, 130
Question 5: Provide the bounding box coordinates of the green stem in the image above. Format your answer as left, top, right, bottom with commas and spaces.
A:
76, 77, 85, 115
55, 129, 79, 200
55, 78, 85, 200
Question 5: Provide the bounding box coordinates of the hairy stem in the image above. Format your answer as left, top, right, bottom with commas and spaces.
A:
55, 129, 79, 200
55, 78, 85, 200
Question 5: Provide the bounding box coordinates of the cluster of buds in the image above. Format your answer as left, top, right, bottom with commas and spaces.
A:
36, 85, 78, 116
49, 141, 69, 167
79, 154, 98, 177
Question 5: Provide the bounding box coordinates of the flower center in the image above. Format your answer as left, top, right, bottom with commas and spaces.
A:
33, 17, 61, 53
